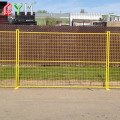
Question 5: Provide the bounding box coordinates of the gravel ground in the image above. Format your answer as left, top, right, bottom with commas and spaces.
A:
0, 88, 120, 120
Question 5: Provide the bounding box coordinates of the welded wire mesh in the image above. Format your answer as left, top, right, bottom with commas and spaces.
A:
19, 32, 107, 87
0, 31, 16, 87
109, 33, 120, 88
1, 30, 120, 88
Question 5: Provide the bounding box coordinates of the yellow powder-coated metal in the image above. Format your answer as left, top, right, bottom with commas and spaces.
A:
20, 31, 107, 35
106, 31, 110, 91
19, 60, 106, 63
110, 87, 120, 88
0, 30, 120, 90
19, 86, 105, 88
18, 31, 108, 90
110, 33, 120, 35
18, 29, 20, 89
15, 29, 20, 90
15, 29, 18, 89
0, 86, 16, 88
110, 62, 120, 64
108, 31, 110, 91
106, 33, 108, 90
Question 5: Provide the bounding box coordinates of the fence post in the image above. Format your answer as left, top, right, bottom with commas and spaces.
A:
15, 29, 20, 90
106, 31, 110, 91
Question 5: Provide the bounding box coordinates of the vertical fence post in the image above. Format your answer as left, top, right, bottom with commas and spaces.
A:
15, 29, 18, 89
18, 29, 20, 88
106, 31, 110, 90
15, 29, 19, 90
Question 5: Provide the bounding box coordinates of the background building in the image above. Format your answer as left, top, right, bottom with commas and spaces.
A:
70, 13, 102, 26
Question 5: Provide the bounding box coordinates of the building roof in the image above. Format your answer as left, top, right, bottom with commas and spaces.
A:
70, 13, 102, 20
36, 13, 69, 18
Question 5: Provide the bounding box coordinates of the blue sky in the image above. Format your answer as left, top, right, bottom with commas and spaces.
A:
1, 0, 120, 15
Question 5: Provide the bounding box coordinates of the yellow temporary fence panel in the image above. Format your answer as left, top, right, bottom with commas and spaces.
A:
0, 29, 120, 90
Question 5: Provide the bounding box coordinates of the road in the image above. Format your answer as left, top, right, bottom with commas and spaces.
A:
0, 88, 120, 120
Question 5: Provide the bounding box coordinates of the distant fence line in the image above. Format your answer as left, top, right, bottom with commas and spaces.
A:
35, 13, 69, 18
0, 25, 120, 33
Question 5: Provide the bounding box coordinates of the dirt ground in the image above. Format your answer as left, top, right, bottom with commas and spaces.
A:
0, 88, 120, 120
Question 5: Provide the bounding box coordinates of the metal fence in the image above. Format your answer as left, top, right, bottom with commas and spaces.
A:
0, 29, 120, 90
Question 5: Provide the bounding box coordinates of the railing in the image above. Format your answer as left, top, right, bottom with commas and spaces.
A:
0, 29, 120, 90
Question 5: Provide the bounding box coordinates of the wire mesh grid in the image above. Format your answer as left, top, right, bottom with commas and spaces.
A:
1, 30, 120, 88
109, 33, 120, 88
19, 32, 107, 87
0, 31, 16, 87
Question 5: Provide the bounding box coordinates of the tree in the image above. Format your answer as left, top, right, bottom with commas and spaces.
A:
80, 9, 85, 13
37, 10, 48, 13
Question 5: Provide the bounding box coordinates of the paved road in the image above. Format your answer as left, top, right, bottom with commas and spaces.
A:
0, 88, 120, 120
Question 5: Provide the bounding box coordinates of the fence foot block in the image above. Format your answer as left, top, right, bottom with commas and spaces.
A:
14, 87, 19, 90
106, 88, 110, 91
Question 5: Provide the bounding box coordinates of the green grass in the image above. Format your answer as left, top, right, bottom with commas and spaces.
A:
35, 18, 69, 26
0, 65, 120, 81
35, 18, 46, 26
102, 15, 120, 18
19, 66, 105, 81
0, 66, 15, 80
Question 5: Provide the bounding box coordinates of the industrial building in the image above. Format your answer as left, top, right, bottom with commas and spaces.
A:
70, 13, 102, 26
36, 13, 105, 26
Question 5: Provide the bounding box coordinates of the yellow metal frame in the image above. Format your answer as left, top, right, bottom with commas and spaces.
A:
15, 29, 20, 90
20, 31, 106, 35
19, 86, 105, 88
105, 31, 110, 90
0, 30, 120, 90
18, 31, 110, 90
18, 29, 20, 89
19, 60, 106, 63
